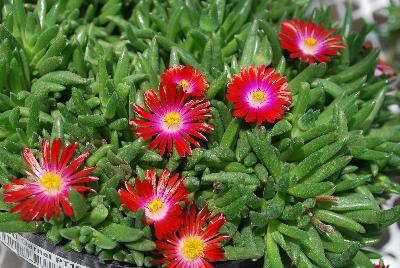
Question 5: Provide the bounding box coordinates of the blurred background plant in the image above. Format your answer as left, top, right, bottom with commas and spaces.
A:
378, 1, 400, 72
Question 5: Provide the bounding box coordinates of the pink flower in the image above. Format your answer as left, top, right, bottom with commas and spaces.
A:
226, 65, 291, 125
3, 139, 97, 222
118, 169, 188, 239
130, 85, 213, 157
279, 19, 344, 63
152, 203, 230, 268
160, 65, 209, 97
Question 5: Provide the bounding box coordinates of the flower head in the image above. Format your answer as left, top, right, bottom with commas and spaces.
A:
375, 264, 389, 268
226, 65, 291, 125
375, 59, 396, 77
130, 85, 213, 157
3, 139, 97, 222
160, 65, 208, 97
279, 19, 344, 63
153, 203, 230, 268
118, 169, 188, 239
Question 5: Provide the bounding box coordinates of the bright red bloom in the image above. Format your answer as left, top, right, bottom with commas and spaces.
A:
160, 65, 208, 97
375, 264, 389, 268
3, 139, 97, 222
279, 19, 344, 63
375, 59, 396, 77
130, 85, 213, 157
118, 169, 188, 239
226, 65, 291, 125
153, 203, 230, 268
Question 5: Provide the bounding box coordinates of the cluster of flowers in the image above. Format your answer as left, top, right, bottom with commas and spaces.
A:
2, 19, 395, 267
3, 138, 229, 267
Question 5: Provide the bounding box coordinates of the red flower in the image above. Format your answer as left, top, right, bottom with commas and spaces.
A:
130, 85, 213, 157
2, 139, 97, 222
375, 260, 389, 268
153, 203, 230, 268
226, 65, 291, 125
160, 65, 208, 97
118, 169, 188, 239
375, 59, 396, 77
279, 19, 344, 63
375, 264, 389, 268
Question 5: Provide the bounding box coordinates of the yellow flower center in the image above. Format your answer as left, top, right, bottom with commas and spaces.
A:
181, 237, 205, 261
163, 112, 181, 127
179, 79, 190, 91
39, 172, 62, 191
147, 199, 163, 213
252, 90, 266, 102
305, 37, 317, 47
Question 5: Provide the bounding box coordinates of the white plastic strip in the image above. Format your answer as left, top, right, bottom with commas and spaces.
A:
0, 233, 89, 268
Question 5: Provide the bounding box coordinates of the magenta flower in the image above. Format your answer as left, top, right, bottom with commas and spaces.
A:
130, 85, 213, 157
3, 139, 98, 222
279, 19, 344, 63
226, 65, 292, 125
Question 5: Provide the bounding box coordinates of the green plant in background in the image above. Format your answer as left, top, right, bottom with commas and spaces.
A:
379, 1, 400, 72
0, 0, 399, 267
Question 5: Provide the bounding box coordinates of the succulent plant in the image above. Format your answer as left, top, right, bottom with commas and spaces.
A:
0, 0, 399, 267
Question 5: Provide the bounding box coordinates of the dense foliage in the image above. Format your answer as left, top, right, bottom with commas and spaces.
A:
0, 0, 399, 267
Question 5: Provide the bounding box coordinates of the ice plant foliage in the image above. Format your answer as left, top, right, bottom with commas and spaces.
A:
2, 139, 97, 222
279, 19, 344, 63
118, 169, 188, 238
130, 84, 213, 157
2, 0, 400, 266
153, 204, 230, 268
160, 65, 209, 97
226, 65, 291, 125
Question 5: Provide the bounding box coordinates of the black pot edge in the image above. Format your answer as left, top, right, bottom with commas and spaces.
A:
1, 233, 262, 268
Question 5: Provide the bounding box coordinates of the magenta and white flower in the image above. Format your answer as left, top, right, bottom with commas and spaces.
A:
226, 65, 292, 125
279, 19, 344, 63
152, 203, 230, 268
160, 65, 209, 97
3, 139, 98, 222
118, 169, 188, 239
130, 85, 213, 157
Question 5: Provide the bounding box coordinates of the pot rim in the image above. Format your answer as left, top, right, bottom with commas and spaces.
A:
0, 232, 262, 268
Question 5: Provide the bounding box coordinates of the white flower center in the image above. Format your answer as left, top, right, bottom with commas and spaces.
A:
39, 172, 63, 195
301, 37, 318, 54
145, 198, 168, 221
162, 112, 183, 132
247, 89, 268, 108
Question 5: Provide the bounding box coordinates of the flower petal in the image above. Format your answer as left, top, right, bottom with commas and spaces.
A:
22, 148, 43, 178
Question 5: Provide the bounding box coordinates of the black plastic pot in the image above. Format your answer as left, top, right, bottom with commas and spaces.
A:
0, 233, 263, 268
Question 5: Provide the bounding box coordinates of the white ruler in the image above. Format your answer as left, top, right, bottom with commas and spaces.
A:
0, 233, 89, 268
